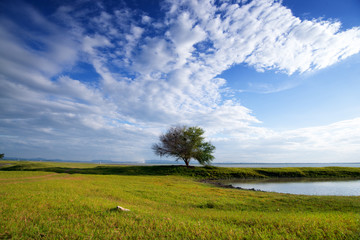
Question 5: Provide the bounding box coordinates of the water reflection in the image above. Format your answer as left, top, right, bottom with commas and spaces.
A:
225, 178, 360, 196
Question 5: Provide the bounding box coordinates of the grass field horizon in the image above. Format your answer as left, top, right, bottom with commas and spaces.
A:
1, 161, 360, 239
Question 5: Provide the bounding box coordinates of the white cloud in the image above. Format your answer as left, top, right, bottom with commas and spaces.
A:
141, 15, 152, 24
132, 38, 174, 74
83, 35, 112, 54
166, 11, 207, 67
163, 0, 360, 75
214, 118, 360, 163
283, 118, 360, 152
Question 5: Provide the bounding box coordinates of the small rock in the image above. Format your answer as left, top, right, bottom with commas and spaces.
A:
117, 206, 130, 211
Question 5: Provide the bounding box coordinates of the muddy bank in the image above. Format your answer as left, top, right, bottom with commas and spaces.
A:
200, 179, 264, 192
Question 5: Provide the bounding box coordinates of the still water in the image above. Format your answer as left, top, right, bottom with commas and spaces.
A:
227, 178, 360, 196
214, 163, 360, 168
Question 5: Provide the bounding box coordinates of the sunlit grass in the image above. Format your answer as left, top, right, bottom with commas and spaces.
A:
1, 161, 360, 239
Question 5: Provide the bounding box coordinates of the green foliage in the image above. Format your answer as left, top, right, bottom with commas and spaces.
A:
152, 126, 215, 167
0, 153, 4, 159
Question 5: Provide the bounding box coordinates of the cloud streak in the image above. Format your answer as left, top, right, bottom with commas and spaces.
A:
0, 0, 360, 162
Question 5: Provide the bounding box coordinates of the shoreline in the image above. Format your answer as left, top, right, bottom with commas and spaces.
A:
1, 160, 360, 180
200, 179, 264, 192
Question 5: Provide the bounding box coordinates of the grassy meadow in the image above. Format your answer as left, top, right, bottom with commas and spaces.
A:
1, 161, 360, 239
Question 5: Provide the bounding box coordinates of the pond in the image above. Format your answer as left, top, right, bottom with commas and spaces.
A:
224, 178, 360, 196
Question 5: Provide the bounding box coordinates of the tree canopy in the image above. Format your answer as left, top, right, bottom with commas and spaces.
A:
0, 153, 4, 159
152, 126, 215, 167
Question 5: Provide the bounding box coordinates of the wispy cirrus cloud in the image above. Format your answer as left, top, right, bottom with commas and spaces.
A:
0, 0, 360, 162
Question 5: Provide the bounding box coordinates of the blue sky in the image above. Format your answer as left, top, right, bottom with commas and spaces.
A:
1, 0, 360, 163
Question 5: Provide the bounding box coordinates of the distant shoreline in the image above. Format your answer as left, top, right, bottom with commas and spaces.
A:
2, 158, 360, 168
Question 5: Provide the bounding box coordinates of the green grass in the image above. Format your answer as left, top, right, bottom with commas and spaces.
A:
2, 160, 360, 179
1, 161, 360, 239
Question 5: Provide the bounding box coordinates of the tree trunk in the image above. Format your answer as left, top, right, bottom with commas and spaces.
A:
184, 158, 190, 168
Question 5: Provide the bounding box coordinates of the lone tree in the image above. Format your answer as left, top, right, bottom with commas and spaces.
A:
152, 126, 215, 167
0, 153, 4, 159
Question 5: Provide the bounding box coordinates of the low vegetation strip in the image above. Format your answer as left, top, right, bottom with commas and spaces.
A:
1, 161, 360, 180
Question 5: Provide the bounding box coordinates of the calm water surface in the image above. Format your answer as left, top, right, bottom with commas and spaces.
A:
227, 178, 360, 196
214, 163, 360, 168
